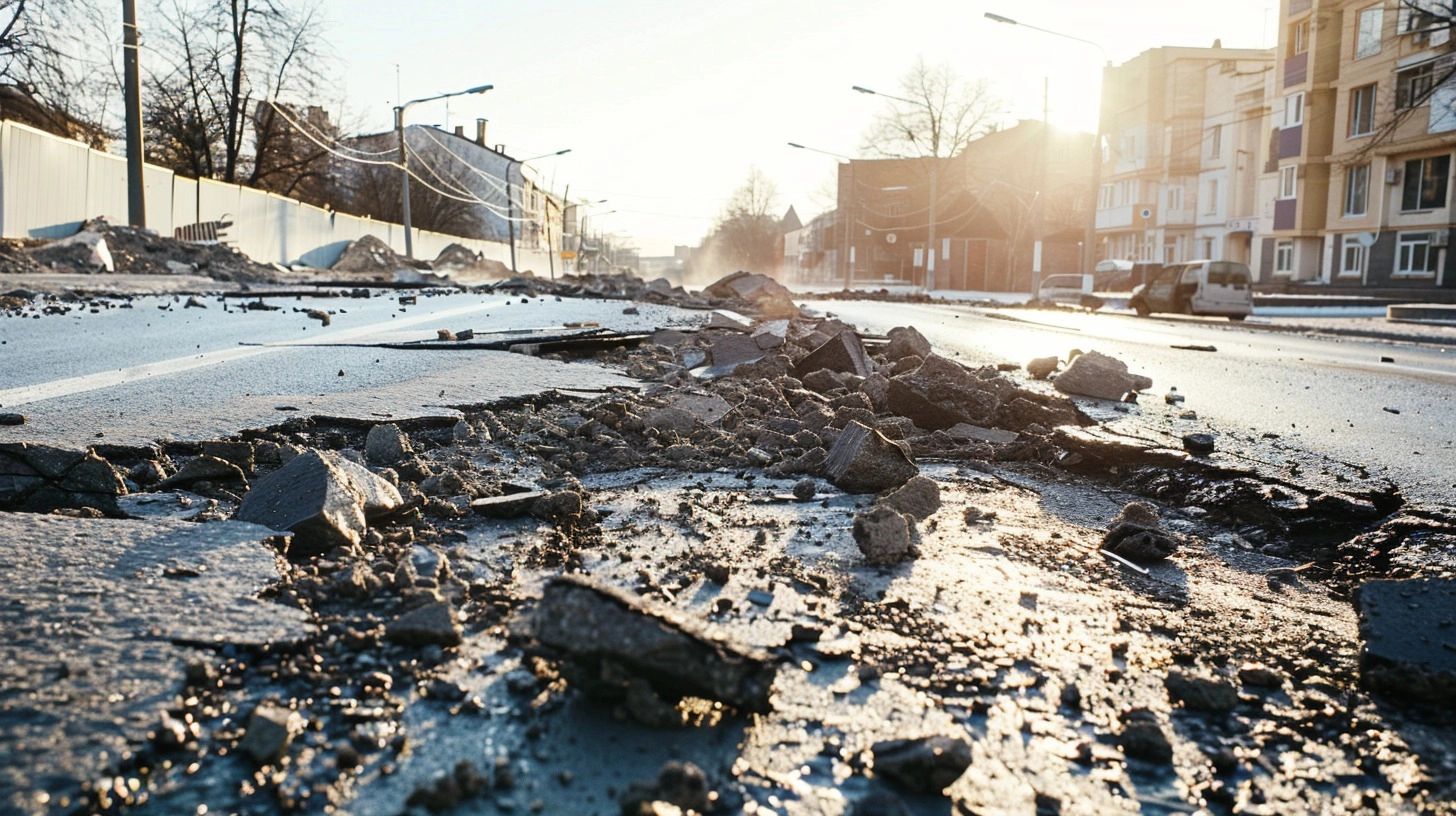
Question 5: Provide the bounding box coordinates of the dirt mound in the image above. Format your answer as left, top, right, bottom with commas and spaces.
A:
22, 218, 282, 283
330, 234, 404, 276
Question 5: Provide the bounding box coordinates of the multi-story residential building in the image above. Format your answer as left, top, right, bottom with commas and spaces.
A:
780, 210, 839, 284
1317, 0, 1456, 288
835, 120, 1091, 291
1097, 45, 1276, 268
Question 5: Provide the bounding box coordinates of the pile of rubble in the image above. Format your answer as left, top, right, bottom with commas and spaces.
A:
19, 218, 286, 283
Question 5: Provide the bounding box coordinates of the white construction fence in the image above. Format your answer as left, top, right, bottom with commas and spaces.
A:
0, 120, 556, 273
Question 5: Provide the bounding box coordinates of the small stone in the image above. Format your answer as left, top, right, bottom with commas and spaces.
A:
365, 424, 412, 465
1182, 432, 1216, 453
792, 479, 817, 501
1165, 671, 1238, 712
870, 735, 972, 794
158, 455, 246, 488
0, 413, 25, 426
884, 326, 932, 361
1117, 708, 1172, 763
1102, 522, 1177, 563
1237, 663, 1284, 688
879, 475, 941, 521
854, 505, 916, 565
1053, 350, 1152, 400
1025, 356, 1059, 380
1111, 501, 1159, 527
386, 600, 462, 647
237, 701, 301, 764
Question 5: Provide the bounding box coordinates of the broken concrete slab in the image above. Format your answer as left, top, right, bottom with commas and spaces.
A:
702, 332, 766, 375
886, 355, 1001, 431
1052, 350, 1152, 401
330, 455, 404, 518
0, 442, 126, 515
0, 513, 309, 814
823, 420, 918, 494
236, 450, 370, 556
666, 392, 734, 426
792, 330, 873, 380
752, 319, 790, 350
157, 454, 246, 489
707, 309, 754, 331
531, 575, 778, 713
703, 270, 793, 306
1356, 578, 1456, 704
884, 326, 932, 361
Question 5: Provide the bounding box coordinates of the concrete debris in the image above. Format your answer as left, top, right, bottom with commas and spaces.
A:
1111, 501, 1159, 528
237, 702, 303, 764
886, 354, 1000, 430
1052, 350, 1152, 401
823, 420, 918, 494
1165, 671, 1238, 712
945, 423, 1019, 445
0, 442, 126, 514
157, 454, 246, 489
792, 329, 873, 379
870, 735, 973, 794
619, 761, 714, 815
30, 227, 114, 272
702, 332, 766, 375
1118, 708, 1173, 763
531, 575, 778, 713
884, 325, 932, 361
1165, 389, 1185, 404
752, 319, 790, 350
792, 478, 818, 501
331, 234, 404, 276
702, 270, 795, 317
707, 309, 754, 331
1026, 355, 1060, 380
236, 449, 400, 556
22, 217, 282, 282
1182, 432, 1217, 454
854, 505, 917, 565
386, 599, 463, 647
1102, 522, 1178, 564
366, 423, 413, 465
471, 489, 548, 517
642, 406, 697, 436
879, 475, 941, 521
1356, 578, 1456, 704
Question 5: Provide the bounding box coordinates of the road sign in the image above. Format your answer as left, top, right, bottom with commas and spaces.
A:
559, 251, 578, 260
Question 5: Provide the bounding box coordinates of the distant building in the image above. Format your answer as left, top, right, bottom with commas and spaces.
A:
1095, 45, 1276, 269
835, 120, 1092, 291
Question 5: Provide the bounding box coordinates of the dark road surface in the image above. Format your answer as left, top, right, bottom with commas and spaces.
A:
819, 301, 1456, 505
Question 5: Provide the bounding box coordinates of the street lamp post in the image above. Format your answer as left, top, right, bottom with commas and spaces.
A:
394, 83, 493, 259
853, 85, 940, 292
985, 12, 1110, 279
506, 148, 571, 273
787, 142, 855, 290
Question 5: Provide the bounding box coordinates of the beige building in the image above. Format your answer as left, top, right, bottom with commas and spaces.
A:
1268, 0, 1455, 288
1096, 45, 1275, 268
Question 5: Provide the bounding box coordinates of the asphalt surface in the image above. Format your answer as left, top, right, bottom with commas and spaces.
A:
0, 292, 699, 447
817, 301, 1456, 506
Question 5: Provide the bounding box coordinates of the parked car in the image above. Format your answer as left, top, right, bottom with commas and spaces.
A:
1035, 273, 1105, 310
1129, 260, 1252, 321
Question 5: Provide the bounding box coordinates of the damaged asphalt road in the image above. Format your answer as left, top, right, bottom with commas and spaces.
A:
1, 272, 1455, 816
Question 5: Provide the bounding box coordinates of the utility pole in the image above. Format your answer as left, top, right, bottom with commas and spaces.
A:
122, 0, 146, 229
506, 169, 517, 273
394, 106, 413, 258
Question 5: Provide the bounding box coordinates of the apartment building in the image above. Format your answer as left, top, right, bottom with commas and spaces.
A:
1096, 45, 1276, 268
1318, 0, 1456, 288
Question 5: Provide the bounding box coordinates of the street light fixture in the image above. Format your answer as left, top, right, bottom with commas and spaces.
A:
852, 84, 941, 292
986, 11, 1110, 279
506, 148, 571, 274
394, 82, 494, 258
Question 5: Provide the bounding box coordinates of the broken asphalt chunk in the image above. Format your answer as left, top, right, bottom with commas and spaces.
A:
470, 489, 547, 518
884, 325, 932, 361
1102, 522, 1178, 564
237, 701, 303, 764
792, 329, 873, 380
1356, 578, 1456, 705
870, 735, 973, 794
530, 575, 778, 713
236, 450, 399, 556
1052, 350, 1152, 401
879, 475, 941, 521
886, 354, 1001, 430
0, 442, 125, 515
853, 505, 917, 565
386, 599, 463, 648
823, 420, 918, 494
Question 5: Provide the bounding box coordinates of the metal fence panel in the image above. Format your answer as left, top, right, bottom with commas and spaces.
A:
84, 150, 128, 226
2, 121, 89, 238
143, 164, 175, 235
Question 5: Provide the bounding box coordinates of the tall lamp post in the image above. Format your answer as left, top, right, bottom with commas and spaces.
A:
506, 148, 571, 273
985, 12, 1109, 278
788, 142, 855, 290
394, 82, 493, 259
852, 85, 942, 292
122, 0, 145, 228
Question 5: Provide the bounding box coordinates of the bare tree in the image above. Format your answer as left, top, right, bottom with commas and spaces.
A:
860, 58, 1002, 159
1342, 0, 1455, 163
698, 167, 782, 274
0, 0, 116, 141
144, 0, 330, 185
343, 160, 480, 238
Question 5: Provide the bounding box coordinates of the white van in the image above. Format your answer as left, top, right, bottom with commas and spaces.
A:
1035, 273, 1104, 310
1129, 260, 1253, 321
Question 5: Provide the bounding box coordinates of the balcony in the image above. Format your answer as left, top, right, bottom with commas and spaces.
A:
1273, 198, 1297, 230
1277, 125, 1303, 159
1283, 51, 1307, 88
1096, 204, 1152, 230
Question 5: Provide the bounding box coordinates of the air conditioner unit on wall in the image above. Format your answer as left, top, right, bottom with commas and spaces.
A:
1386, 168, 1403, 185
1433, 230, 1450, 248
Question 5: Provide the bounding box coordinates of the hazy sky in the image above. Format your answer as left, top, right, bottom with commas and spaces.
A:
330, 1, 1276, 255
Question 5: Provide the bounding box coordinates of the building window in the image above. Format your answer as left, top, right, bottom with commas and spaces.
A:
1401, 154, 1451, 211
1356, 6, 1383, 59
1207, 124, 1222, 159
1283, 92, 1305, 127
1349, 84, 1377, 137
1275, 240, 1294, 274
1289, 18, 1310, 55
1396, 231, 1439, 276
1166, 185, 1183, 211
1397, 62, 1436, 109
1203, 179, 1219, 215
1278, 165, 1298, 199
1399, 2, 1443, 37
1341, 236, 1367, 277
1345, 164, 1370, 215
1099, 184, 1114, 209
